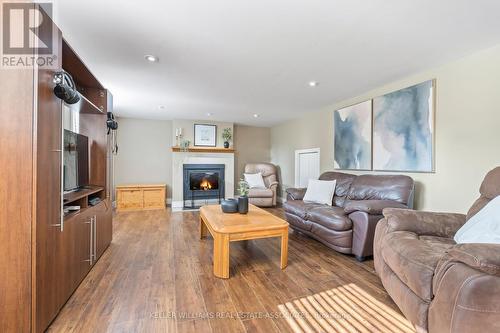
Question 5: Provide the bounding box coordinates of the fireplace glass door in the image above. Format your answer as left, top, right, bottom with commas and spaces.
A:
183, 164, 225, 209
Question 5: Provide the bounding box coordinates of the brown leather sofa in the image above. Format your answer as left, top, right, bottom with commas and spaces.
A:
244, 163, 279, 207
374, 166, 500, 333
284, 171, 414, 261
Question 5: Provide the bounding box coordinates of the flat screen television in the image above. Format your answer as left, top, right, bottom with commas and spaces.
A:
63, 129, 89, 192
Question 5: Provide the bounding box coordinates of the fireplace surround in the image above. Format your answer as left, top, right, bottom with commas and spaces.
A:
183, 164, 225, 209
172, 150, 234, 211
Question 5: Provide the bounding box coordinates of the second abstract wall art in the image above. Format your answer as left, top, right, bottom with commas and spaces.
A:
333, 79, 435, 173
373, 80, 435, 172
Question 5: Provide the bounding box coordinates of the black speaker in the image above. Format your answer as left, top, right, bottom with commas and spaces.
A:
107, 112, 118, 133
107, 112, 119, 154
53, 71, 80, 104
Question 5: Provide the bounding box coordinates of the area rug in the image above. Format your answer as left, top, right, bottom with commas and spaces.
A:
278, 283, 415, 333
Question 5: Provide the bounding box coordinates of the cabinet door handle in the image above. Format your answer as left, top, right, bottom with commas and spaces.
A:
59, 118, 64, 232
85, 217, 93, 265
93, 215, 97, 261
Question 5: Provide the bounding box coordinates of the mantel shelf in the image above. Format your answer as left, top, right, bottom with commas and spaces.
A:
171, 146, 235, 153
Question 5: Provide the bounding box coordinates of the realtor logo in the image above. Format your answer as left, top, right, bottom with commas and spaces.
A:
1, 2, 57, 68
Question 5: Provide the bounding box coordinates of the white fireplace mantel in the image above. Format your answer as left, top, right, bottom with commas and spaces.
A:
171, 151, 234, 210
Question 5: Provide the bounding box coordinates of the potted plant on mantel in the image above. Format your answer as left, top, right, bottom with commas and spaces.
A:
222, 128, 232, 149
237, 178, 249, 214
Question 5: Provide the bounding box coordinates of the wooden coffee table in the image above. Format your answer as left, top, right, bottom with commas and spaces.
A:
199, 204, 289, 278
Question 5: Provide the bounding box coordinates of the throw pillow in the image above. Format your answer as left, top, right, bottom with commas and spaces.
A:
302, 179, 337, 206
244, 172, 266, 189
454, 195, 500, 244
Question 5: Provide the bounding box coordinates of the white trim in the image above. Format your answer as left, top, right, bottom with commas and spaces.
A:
172, 200, 184, 209
294, 148, 321, 187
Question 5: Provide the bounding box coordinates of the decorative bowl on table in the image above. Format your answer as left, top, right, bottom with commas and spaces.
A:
221, 199, 238, 213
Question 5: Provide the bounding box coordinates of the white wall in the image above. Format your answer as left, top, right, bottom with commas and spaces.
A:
114, 117, 173, 198
271, 45, 500, 213
172, 119, 233, 148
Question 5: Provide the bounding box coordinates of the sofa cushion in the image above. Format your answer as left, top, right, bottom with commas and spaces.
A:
344, 199, 408, 214
283, 200, 323, 219
308, 206, 352, 231
319, 172, 356, 207
249, 197, 273, 207
348, 174, 414, 205
285, 212, 313, 231
248, 188, 273, 198
310, 223, 353, 253
381, 231, 455, 301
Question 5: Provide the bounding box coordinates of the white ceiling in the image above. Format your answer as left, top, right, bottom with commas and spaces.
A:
54, 0, 500, 126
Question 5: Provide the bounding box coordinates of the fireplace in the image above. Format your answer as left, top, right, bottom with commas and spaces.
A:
183, 164, 225, 209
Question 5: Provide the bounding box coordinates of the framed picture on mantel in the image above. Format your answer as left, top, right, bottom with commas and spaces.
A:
194, 124, 217, 147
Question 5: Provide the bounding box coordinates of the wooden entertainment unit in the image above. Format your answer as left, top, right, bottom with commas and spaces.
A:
0, 5, 113, 332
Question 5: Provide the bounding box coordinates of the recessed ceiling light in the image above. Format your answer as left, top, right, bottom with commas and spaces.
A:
206, 112, 213, 116
158, 105, 165, 110
253, 114, 259, 118
144, 55, 158, 62
308, 81, 319, 87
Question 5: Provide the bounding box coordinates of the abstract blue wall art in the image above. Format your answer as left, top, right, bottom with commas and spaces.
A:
334, 100, 372, 170
373, 80, 435, 172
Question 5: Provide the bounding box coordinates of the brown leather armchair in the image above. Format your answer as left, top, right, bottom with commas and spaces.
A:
374, 166, 500, 333
244, 163, 278, 207
284, 171, 415, 261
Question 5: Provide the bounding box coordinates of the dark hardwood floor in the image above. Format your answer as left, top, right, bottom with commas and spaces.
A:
47, 207, 405, 333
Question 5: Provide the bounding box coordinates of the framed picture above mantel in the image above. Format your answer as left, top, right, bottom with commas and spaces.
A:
194, 124, 217, 147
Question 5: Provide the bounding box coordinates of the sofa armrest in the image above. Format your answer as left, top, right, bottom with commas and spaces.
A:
430, 251, 500, 333
350, 211, 385, 259
286, 188, 306, 200
269, 181, 278, 206
268, 181, 279, 189
344, 200, 408, 215
447, 243, 500, 276
383, 208, 466, 238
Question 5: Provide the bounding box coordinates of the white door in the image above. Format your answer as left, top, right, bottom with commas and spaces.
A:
295, 148, 320, 187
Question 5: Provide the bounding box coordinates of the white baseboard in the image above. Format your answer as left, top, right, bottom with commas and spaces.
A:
171, 199, 219, 210
171, 200, 184, 209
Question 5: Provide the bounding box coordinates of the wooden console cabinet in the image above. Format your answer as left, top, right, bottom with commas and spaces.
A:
116, 184, 166, 211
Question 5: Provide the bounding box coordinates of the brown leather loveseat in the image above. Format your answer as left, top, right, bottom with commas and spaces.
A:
374, 166, 500, 333
284, 171, 414, 261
